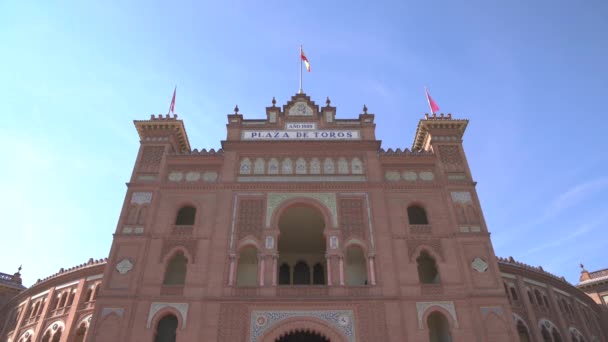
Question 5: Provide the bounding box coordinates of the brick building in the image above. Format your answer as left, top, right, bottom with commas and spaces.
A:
1, 93, 607, 341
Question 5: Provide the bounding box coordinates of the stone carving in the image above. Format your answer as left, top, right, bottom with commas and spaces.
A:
134, 226, 144, 234
288, 102, 313, 116
419, 171, 435, 181
324, 158, 335, 174
330, 236, 339, 249
202, 171, 218, 182
480, 306, 503, 316
351, 158, 363, 174
250, 310, 355, 342
281, 158, 293, 174
140, 146, 164, 172
266, 193, 337, 227
385, 171, 400, 181
337, 158, 349, 174
147, 302, 189, 329
451, 191, 472, 204
438, 145, 463, 165
185, 171, 200, 182
168, 172, 183, 182
240, 158, 252, 175
339, 198, 365, 237
472, 257, 489, 273
310, 158, 321, 174
131, 192, 152, 205
265, 236, 274, 249
325, 111, 334, 122
115, 258, 133, 274
254, 158, 265, 174
402, 171, 417, 181
268, 158, 279, 174
101, 307, 124, 319
416, 301, 458, 328
238, 199, 265, 239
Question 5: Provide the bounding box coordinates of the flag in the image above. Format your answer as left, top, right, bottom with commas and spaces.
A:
169, 87, 176, 114
301, 48, 311, 72
425, 87, 440, 114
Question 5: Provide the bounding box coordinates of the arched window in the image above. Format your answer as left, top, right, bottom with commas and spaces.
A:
154, 314, 178, 342
541, 326, 552, 342
528, 291, 535, 304
67, 292, 75, 307
551, 328, 562, 342
504, 284, 512, 304
236, 246, 258, 287
293, 261, 310, 285
543, 295, 550, 307
41, 331, 51, 342
279, 263, 291, 285
417, 251, 439, 284
510, 287, 519, 301
313, 263, 325, 285
346, 245, 367, 286
58, 293, 67, 308
74, 323, 87, 342
427, 311, 452, 342
85, 288, 93, 302
51, 328, 62, 342
93, 284, 99, 300
175, 206, 196, 225
535, 290, 543, 306
163, 252, 188, 285
516, 321, 531, 342
408, 205, 429, 224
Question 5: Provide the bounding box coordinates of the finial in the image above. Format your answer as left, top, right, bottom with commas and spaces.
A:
363, 104, 368, 114
580, 263, 586, 271
234, 105, 239, 114
18, 265, 22, 273
271, 97, 276, 107
326, 97, 331, 107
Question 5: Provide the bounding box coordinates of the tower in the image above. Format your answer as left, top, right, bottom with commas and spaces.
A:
89, 94, 517, 341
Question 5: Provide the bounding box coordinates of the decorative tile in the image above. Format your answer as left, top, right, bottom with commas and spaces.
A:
147, 302, 189, 329
131, 192, 152, 204
250, 310, 355, 342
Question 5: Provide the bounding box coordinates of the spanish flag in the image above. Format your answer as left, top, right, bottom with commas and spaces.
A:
301, 48, 311, 72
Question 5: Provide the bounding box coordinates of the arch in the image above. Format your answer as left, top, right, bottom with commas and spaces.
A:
154, 314, 178, 342
259, 316, 348, 342
313, 263, 325, 285
281, 158, 293, 174
345, 244, 367, 286
148, 305, 186, 330
323, 158, 335, 174
254, 158, 265, 174
417, 250, 440, 284
240, 158, 252, 174
163, 251, 188, 285
270, 197, 334, 230
551, 327, 562, 342
293, 261, 311, 285
268, 158, 279, 174
295, 157, 307, 174
279, 263, 291, 285
85, 287, 93, 302
236, 245, 259, 287
17, 329, 34, 342
74, 322, 87, 342
175, 206, 196, 225
427, 311, 452, 342
351, 157, 363, 174
67, 291, 76, 306
407, 204, 429, 224
515, 319, 531, 342
420, 305, 458, 330
410, 244, 443, 263
337, 157, 349, 174
137, 204, 148, 224
161, 245, 194, 265
534, 289, 543, 306
236, 237, 262, 253
310, 158, 321, 174
343, 238, 369, 255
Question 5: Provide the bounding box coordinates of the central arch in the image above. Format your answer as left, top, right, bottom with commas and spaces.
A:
260, 317, 349, 342
276, 331, 329, 342
277, 204, 327, 285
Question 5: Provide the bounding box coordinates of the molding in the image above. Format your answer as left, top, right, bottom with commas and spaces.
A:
86, 274, 103, 281
524, 277, 547, 288
416, 301, 458, 328
147, 302, 189, 329
266, 193, 337, 227
500, 272, 517, 279
239, 176, 366, 183
250, 310, 355, 342
55, 280, 79, 290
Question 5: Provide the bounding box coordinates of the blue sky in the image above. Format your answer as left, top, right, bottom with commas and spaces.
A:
1, 1, 607, 286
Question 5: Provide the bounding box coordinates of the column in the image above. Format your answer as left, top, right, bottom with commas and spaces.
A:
258, 253, 265, 287
11, 297, 31, 342
61, 279, 87, 342
339, 256, 345, 286
368, 254, 376, 285
325, 254, 332, 286
33, 288, 55, 342
227, 253, 236, 286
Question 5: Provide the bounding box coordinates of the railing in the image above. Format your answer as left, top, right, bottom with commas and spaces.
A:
277, 286, 329, 297
0, 272, 15, 281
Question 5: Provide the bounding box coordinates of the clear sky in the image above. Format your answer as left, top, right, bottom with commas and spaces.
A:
1, 0, 607, 287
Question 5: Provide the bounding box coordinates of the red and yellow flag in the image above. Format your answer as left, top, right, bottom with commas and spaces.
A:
301, 49, 311, 72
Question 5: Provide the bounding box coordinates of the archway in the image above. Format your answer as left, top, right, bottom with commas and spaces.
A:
276, 331, 329, 342
278, 205, 326, 285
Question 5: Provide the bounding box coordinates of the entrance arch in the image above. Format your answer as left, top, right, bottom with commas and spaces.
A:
260, 317, 348, 342
277, 204, 327, 285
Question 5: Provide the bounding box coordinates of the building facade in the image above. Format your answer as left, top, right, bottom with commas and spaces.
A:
1, 93, 607, 342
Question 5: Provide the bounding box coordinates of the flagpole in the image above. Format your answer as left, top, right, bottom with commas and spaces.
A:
299, 45, 303, 94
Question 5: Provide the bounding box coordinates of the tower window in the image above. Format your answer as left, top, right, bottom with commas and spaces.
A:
175, 206, 196, 225
163, 252, 188, 285
408, 205, 429, 225
417, 251, 440, 284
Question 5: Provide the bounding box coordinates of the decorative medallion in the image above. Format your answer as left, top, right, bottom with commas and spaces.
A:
115, 258, 134, 274
202, 171, 218, 182
419, 171, 435, 181
288, 102, 313, 116
168, 171, 184, 182
52, 323, 58, 330
384, 171, 400, 181
255, 314, 268, 327
402, 171, 418, 181
471, 257, 488, 273
185, 171, 201, 182
131, 192, 152, 204
337, 314, 350, 326
451, 191, 472, 204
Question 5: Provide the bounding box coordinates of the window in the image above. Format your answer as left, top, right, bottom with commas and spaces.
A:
427, 311, 452, 342
543, 295, 550, 307
551, 328, 562, 342
345, 245, 367, 286
516, 321, 531, 342
527, 291, 535, 304
535, 290, 543, 306
154, 314, 178, 342
74, 323, 87, 342
408, 205, 429, 224
175, 206, 196, 225
313, 263, 325, 285
279, 263, 290, 285
236, 246, 258, 287
417, 251, 439, 284
163, 252, 188, 285
510, 287, 519, 301
293, 261, 311, 285
541, 326, 552, 342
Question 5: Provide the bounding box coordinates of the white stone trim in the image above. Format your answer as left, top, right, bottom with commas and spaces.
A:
131, 192, 152, 204
55, 281, 79, 290
101, 307, 124, 319
250, 310, 355, 342
553, 287, 571, 297
147, 302, 189, 329
86, 274, 103, 281
266, 193, 337, 227
500, 272, 516, 279
416, 301, 458, 328
524, 278, 547, 288
31, 290, 50, 300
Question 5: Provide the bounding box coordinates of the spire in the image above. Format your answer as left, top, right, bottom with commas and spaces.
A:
234, 105, 239, 114
579, 262, 590, 282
